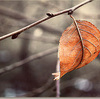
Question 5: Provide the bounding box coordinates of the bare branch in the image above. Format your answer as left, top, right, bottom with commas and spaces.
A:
22, 77, 54, 97
56, 59, 60, 97
0, 6, 62, 35
40, 69, 99, 97
0, 0, 93, 41
21, 59, 60, 97
52, 59, 60, 97
0, 46, 58, 75
21, 68, 98, 97
72, 0, 93, 11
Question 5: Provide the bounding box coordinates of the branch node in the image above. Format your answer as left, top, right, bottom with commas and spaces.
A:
68, 9, 73, 15
12, 33, 20, 39
46, 12, 54, 17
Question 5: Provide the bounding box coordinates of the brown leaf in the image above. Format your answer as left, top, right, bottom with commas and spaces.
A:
59, 20, 100, 78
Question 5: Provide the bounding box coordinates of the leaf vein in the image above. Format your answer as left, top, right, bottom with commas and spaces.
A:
84, 46, 92, 57
83, 38, 97, 52
77, 23, 98, 34
79, 29, 99, 42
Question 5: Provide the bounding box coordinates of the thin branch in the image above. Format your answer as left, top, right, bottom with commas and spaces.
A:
72, 0, 93, 11
56, 59, 60, 97
22, 77, 54, 97
21, 68, 99, 97
0, 46, 58, 75
21, 60, 59, 97
0, 6, 62, 35
40, 69, 99, 97
0, 0, 93, 41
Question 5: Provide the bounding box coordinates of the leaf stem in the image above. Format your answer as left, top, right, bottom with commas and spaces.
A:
70, 15, 84, 69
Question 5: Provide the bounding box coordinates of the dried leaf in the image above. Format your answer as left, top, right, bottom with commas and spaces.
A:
59, 20, 100, 78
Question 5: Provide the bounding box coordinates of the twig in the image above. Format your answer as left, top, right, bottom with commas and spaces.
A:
21, 60, 60, 97
0, 46, 58, 75
21, 68, 99, 97
72, 0, 93, 11
22, 77, 54, 97
56, 59, 60, 97
40, 69, 99, 97
0, 6, 62, 35
0, 0, 93, 41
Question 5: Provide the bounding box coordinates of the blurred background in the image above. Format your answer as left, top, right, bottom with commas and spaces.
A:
0, 0, 100, 97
